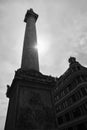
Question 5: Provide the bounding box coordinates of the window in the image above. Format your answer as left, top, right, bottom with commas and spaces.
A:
62, 101, 67, 109
59, 93, 61, 99
57, 116, 64, 125
61, 103, 64, 110
77, 66, 80, 70
54, 96, 56, 101
72, 94, 77, 102
81, 87, 87, 96
79, 76, 83, 82
68, 127, 73, 130
68, 86, 71, 91
73, 107, 81, 118
64, 88, 68, 94
61, 91, 65, 97
85, 87, 87, 94
62, 90, 65, 96
56, 106, 60, 113
56, 95, 59, 101
63, 101, 68, 108
84, 75, 87, 81
85, 76, 87, 81
77, 123, 87, 130
83, 102, 87, 113
77, 90, 82, 99
67, 97, 72, 106
72, 80, 76, 89
62, 102, 65, 109
77, 76, 81, 83
80, 75, 84, 82
65, 112, 70, 121
75, 91, 80, 100
56, 104, 61, 113
66, 87, 69, 93
79, 89, 83, 97
81, 75, 85, 81
70, 84, 73, 91
80, 105, 86, 115
59, 105, 62, 111
74, 79, 78, 86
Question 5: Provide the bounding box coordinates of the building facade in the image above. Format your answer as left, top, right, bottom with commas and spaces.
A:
4, 9, 87, 130
54, 57, 87, 130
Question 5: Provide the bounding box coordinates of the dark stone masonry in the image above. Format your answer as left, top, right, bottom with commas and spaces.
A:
4, 9, 87, 130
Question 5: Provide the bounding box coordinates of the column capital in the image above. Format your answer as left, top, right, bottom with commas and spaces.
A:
24, 8, 38, 22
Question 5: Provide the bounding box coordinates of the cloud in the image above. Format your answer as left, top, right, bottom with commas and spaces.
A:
0, 116, 6, 130
0, 88, 8, 130
0, 0, 87, 129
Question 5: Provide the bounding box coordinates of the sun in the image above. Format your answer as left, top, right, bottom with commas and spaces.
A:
36, 42, 45, 55
35, 36, 49, 55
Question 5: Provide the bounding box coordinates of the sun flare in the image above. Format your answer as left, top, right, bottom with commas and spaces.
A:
35, 37, 49, 55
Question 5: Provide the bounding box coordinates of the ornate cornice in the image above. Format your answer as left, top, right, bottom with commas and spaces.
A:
15, 69, 56, 85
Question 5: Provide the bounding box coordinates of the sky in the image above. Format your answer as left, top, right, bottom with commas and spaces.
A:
0, 0, 87, 129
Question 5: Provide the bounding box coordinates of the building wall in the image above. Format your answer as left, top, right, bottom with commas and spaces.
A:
54, 60, 87, 130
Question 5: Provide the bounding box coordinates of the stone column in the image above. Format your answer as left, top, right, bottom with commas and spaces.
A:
21, 9, 39, 71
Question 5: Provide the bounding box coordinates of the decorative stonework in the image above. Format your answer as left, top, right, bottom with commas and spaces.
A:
24, 8, 38, 23
16, 87, 57, 130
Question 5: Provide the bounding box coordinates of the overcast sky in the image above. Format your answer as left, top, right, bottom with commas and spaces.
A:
1, 0, 87, 129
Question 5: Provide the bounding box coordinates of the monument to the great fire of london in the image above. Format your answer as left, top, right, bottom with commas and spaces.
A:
4, 9, 87, 130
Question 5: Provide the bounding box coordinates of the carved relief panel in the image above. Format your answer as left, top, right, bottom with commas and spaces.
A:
16, 85, 56, 130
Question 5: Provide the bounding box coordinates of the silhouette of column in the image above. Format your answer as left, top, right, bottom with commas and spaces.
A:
21, 9, 39, 71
